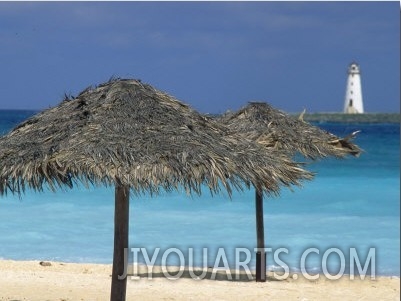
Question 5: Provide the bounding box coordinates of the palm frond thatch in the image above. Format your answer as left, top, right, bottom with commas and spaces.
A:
218, 102, 361, 160
0, 79, 313, 196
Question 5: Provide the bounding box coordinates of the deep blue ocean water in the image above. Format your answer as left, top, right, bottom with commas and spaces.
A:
0, 110, 399, 276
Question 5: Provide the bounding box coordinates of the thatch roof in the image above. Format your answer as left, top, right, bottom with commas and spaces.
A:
218, 102, 361, 160
0, 79, 313, 196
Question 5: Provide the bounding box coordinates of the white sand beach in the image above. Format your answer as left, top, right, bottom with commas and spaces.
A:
0, 260, 399, 301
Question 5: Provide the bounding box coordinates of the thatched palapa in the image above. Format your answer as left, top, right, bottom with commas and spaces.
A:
219, 102, 361, 159
217, 101, 361, 282
0, 79, 313, 300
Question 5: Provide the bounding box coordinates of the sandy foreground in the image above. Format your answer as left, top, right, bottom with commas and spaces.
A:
0, 260, 399, 301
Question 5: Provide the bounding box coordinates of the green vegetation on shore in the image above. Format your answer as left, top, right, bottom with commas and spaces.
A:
211, 112, 400, 124
291, 113, 400, 124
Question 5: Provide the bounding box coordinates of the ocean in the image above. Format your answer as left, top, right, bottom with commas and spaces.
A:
0, 110, 399, 276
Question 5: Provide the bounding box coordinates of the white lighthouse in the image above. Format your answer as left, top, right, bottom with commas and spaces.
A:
343, 62, 364, 114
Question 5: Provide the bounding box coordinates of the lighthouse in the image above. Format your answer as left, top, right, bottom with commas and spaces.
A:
343, 62, 364, 114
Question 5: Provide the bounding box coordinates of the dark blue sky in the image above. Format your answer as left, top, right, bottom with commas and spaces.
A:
0, 1, 399, 113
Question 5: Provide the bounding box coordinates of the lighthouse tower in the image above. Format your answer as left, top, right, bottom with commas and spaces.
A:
344, 62, 364, 114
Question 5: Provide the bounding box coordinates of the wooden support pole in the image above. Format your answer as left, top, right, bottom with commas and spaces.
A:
255, 189, 266, 282
110, 184, 130, 301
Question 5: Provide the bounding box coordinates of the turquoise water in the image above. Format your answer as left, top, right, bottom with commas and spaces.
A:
0, 110, 399, 276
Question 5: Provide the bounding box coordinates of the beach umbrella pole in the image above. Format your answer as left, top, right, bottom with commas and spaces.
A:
255, 189, 266, 282
110, 183, 130, 301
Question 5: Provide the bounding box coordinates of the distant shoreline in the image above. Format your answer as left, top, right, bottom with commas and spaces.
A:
294, 113, 400, 124
211, 111, 400, 124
